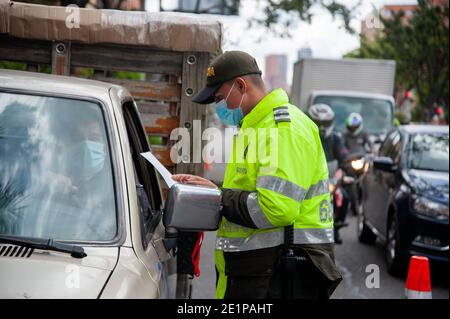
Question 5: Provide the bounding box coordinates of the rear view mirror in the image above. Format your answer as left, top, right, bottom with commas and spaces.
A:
164, 183, 222, 231
373, 156, 397, 172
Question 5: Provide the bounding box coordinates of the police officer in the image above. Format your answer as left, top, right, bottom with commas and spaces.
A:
173, 51, 342, 299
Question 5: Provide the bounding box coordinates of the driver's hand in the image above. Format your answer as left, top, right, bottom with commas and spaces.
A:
172, 174, 218, 189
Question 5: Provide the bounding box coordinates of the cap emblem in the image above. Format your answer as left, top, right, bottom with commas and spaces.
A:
207, 67, 215, 77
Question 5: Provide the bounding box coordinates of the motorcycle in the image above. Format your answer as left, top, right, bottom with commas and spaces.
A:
344, 152, 371, 216
327, 160, 354, 244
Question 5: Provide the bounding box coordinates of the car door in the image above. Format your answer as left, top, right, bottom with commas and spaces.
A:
373, 130, 401, 237
378, 131, 403, 238
364, 131, 395, 232
121, 100, 175, 298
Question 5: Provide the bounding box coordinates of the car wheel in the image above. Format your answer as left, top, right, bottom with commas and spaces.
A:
357, 204, 376, 244
385, 214, 408, 277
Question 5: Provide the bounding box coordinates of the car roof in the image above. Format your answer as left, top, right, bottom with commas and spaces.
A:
399, 124, 449, 135
0, 69, 128, 102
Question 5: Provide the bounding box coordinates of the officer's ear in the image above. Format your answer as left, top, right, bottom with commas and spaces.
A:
235, 77, 247, 94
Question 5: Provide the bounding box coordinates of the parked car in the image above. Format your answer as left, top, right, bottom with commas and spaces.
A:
0, 69, 221, 298
358, 124, 449, 276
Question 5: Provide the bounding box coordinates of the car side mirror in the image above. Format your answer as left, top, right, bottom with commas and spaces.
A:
164, 183, 222, 232
373, 156, 397, 172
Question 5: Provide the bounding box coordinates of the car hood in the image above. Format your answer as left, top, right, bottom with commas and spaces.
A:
0, 246, 118, 299
408, 169, 449, 204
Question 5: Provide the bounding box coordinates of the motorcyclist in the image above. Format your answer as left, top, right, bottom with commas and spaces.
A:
308, 104, 350, 244
343, 113, 373, 216
343, 113, 374, 155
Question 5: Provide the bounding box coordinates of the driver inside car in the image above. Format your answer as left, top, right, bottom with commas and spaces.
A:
46, 118, 108, 207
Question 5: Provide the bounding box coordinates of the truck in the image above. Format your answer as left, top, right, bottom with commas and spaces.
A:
0, 0, 223, 298
291, 58, 397, 144
0, 68, 222, 299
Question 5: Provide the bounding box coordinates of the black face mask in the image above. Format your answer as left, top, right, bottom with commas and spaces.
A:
317, 122, 333, 139
348, 126, 358, 133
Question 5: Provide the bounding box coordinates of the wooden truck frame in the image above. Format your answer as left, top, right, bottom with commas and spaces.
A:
0, 0, 222, 178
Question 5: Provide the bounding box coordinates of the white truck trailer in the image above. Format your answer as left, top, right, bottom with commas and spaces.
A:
291, 58, 397, 141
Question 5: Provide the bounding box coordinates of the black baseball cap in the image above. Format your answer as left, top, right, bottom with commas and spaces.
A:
192, 51, 262, 104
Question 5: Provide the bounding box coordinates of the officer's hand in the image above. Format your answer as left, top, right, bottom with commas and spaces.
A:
172, 174, 218, 189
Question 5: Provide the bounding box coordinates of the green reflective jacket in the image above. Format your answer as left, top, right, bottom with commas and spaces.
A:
215, 88, 335, 298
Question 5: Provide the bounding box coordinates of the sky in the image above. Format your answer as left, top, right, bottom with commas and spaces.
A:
146, 0, 418, 85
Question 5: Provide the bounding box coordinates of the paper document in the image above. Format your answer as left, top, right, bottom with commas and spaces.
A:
141, 151, 176, 188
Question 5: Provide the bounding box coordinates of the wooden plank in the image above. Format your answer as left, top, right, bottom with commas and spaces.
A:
70, 43, 183, 75
151, 145, 175, 167
136, 101, 179, 135
136, 101, 171, 115
51, 42, 71, 75
140, 112, 179, 135
167, 74, 181, 116
177, 52, 210, 175
93, 77, 181, 102
0, 35, 51, 65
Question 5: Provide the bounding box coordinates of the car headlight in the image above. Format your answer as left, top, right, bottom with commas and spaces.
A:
413, 196, 449, 220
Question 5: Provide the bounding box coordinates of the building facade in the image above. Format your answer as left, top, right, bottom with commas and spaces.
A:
264, 54, 288, 92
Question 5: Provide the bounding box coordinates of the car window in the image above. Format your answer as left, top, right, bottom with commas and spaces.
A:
408, 133, 449, 172
122, 101, 162, 248
0, 91, 117, 242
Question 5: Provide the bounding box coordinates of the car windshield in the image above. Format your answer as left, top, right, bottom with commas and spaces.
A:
313, 95, 394, 135
0, 92, 117, 242
407, 133, 449, 172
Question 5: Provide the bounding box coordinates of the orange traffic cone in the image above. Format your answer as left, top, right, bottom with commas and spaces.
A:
405, 256, 432, 299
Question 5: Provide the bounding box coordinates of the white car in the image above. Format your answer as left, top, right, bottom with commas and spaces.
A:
0, 69, 221, 299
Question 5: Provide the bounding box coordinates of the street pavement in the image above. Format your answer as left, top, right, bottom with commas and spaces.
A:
191, 214, 449, 299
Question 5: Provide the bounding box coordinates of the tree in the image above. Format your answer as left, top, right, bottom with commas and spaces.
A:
251, 0, 359, 36
346, 0, 449, 122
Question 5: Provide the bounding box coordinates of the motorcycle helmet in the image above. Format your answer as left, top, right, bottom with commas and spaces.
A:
346, 112, 363, 136
308, 104, 335, 138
